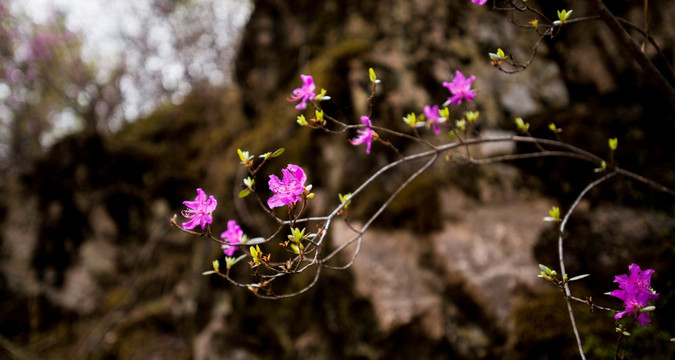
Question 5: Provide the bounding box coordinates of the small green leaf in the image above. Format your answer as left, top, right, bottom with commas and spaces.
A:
439, 107, 450, 119
250, 246, 262, 265
639, 306, 655, 313
490, 48, 506, 60
568, 274, 590, 282
238, 188, 251, 198
271, 148, 285, 158
225, 254, 247, 269
290, 243, 302, 254
202, 270, 216, 275
539, 264, 551, 274
289, 227, 306, 242
237, 149, 247, 162
245, 237, 267, 245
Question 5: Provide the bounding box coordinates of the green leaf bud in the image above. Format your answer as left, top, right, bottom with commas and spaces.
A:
369, 68, 381, 84
515, 117, 529, 132
609, 138, 618, 151
465, 111, 479, 123
455, 119, 466, 131
237, 148, 254, 164
297, 114, 308, 126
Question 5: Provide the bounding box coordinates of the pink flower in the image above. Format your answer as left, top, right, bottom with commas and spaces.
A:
220, 220, 244, 256
611, 288, 654, 326
610, 263, 658, 326
288, 74, 316, 110
181, 188, 217, 230
442, 70, 477, 105
267, 164, 307, 209
472, 0, 488, 5
350, 116, 375, 154
423, 105, 442, 134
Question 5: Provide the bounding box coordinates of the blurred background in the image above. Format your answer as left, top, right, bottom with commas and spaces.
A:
1, 0, 674, 358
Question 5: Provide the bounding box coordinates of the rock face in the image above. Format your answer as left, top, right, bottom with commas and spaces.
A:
1, 0, 674, 359
332, 165, 552, 357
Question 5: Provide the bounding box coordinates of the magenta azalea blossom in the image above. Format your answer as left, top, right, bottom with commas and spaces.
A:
267, 164, 308, 209
288, 74, 316, 110
610, 263, 658, 326
611, 288, 654, 326
350, 116, 375, 154
442, 70, 477, 105
181, 188, 217, 230
423, 105, 443, 134
220, 220, 244, 256
472, 0, 487, 5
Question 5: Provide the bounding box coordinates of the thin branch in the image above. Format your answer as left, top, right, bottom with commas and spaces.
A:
322, 153, 439, 263
589, 0, 675, 108
558, 171, 618, 360
200, 134, 675, 298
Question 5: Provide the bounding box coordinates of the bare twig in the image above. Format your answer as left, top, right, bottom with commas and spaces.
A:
557, 171, 618, 360
589, 0, 675, 108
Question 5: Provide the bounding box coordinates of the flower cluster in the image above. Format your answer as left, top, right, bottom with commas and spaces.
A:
289, 71, 477, 154
472, 0, 487, 5
181, 188, 218, 230
610, 263, 659, 326
180, 164, 312, 270
267, 163, 308, 209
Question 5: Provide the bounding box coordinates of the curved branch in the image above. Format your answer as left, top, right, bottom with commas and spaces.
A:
558, 171, 618, 360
